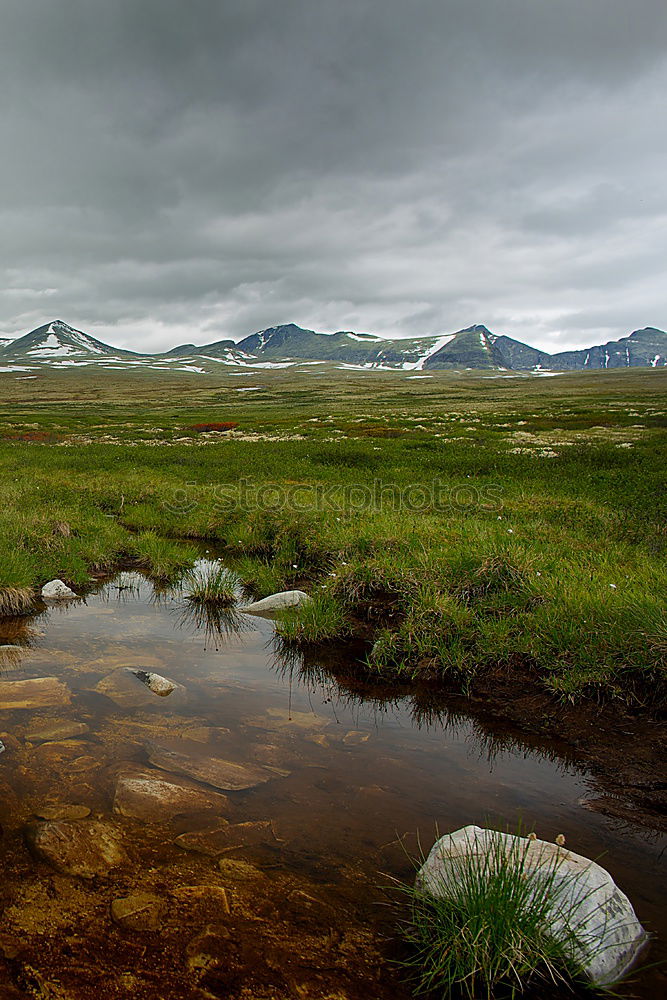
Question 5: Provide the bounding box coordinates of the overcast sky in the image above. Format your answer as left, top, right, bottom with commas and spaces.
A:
1, 1, 666, 352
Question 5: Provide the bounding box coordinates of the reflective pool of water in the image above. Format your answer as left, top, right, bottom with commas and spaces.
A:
0, 572, 664, 999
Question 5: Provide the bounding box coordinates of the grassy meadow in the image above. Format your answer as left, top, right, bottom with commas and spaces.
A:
0, 364, 665, 708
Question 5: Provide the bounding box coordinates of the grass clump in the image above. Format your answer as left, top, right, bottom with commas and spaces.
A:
0, 549, 39, 614
233, 555, 301, 599
132, 531, 198, 581
182, 561, 240, 606
397, 829, 592, 1000
0, 586, 36, 616
276, 590, 351, 644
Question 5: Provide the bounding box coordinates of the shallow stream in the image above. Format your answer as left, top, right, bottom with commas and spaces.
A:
0, 571, 664, 999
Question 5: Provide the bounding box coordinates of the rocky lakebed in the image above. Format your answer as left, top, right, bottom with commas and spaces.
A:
0, 571, 664, 999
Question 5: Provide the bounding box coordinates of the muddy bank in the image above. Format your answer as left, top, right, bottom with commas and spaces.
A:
463, 672, 667, 832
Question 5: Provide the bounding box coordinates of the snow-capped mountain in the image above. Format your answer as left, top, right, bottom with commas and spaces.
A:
546, 327, 667, 371
0, 319, 665, 374
0, 321, 141, 362
234, 323, 455, 369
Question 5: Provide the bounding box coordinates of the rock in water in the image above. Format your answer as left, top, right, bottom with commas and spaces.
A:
41, 579, 77, 600
25, 720, 89, 743
25, 818, 128, 878
170, 885, 232, 919
94, 668, 184, 709
128, 669, 178, 697
146, 741, 288, 791
0, 677, 71, 710
417, 825, 648, 987
174, 821, 278, 857
113, 768, 230, 822
111, 893, 165, 932
243, 590, 311, 617
34, 804, 91, 821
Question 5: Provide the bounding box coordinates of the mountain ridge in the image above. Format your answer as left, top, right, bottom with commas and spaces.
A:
0, 320, 664, 372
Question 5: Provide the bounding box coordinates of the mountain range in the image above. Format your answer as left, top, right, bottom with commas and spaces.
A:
0, 319, 665, 374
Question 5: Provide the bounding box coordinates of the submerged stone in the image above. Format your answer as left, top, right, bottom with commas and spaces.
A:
174, 821, 278, 857
25, 720, 89, 744
111, 893, 165, 932
34, 804, 91, 821
0, 645, 23, 668
0, 677, 71, 711
0, 732, 19, 752
113, 767, 230, 822
342, 730, 370, 746
417, 825, 649, 987
185, 925, 231, 977
25, 818, 128, 878
146, 741, 288, 792
94, 668, 184, 709
129, 669, 179, 697
242, 706, 329, 732
243, 590, 311, 617
170, 885, 232, 919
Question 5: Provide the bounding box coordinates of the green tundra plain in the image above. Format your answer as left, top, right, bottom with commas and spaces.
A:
1, 365, 665, 710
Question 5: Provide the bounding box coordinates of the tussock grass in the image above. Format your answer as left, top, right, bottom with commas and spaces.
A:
276, 590, 351, 644
0, 586, 35, 615
181, 561, 240, 605
395, 831, 593, 1000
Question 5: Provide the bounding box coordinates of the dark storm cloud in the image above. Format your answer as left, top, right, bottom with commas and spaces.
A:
1, 0, 666, 352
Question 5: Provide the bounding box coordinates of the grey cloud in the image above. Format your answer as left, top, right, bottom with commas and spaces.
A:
0, 0, 666, 351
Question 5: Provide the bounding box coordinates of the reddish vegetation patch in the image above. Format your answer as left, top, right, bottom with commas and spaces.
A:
186, 422, 239, 434
0, 430, 62, 443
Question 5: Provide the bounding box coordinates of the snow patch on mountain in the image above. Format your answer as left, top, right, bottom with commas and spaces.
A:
410, 333, 456, 370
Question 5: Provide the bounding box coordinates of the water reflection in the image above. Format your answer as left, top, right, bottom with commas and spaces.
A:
102, 570, 145, 602
173, 600, 252, 650
0, 616, 43, 673
270, 638, 575, 774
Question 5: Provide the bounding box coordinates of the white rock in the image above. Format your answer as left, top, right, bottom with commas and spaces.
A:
129, 669, 177, 697
417, 826, 648, 987
41, 579, 77, 600
243, 590, 311, 616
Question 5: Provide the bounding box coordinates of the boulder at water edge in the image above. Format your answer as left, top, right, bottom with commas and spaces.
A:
41, 579, 77, 600
243, 590, 311, 617
417, 825, 648, 987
